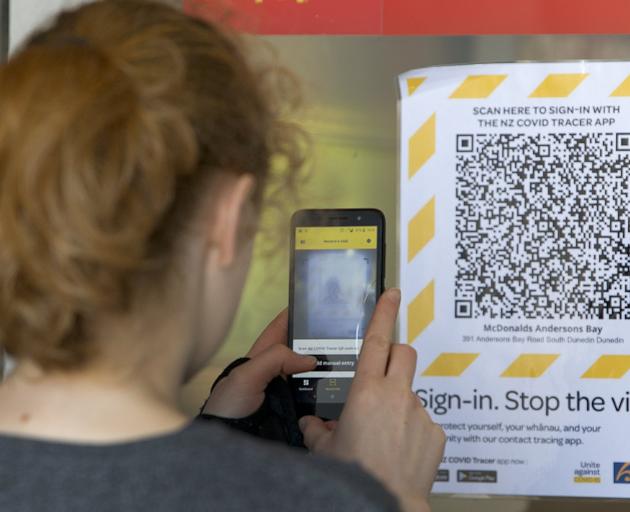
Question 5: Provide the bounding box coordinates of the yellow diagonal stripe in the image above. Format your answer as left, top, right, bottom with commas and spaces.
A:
611, 75, 630, 96
582, 355, 630, 379
407, 281, 434, 343
449, 75, 507, 99
407, 77, 426, 96
529, 73, 588, 98
408, 197, 435, 262
501, 354, 559, 378
408, 113, 435, 179
422, 353, 479, 377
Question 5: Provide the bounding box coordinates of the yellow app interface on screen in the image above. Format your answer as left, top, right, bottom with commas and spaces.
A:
292, 226, 378, 405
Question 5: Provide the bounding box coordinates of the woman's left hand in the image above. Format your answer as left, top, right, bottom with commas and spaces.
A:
201, 309, 317, 419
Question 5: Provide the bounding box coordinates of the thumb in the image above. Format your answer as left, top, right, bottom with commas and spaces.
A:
231, 345, 316, 394
299, 415, 333, 452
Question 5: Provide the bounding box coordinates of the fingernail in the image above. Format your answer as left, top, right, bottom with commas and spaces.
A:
298, 417, 307, 430
302, 355, 318, 365
388, 288, 401, 300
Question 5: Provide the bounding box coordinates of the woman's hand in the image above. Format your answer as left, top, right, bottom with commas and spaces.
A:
201, 310, 316, 419
298, 289, 446, 512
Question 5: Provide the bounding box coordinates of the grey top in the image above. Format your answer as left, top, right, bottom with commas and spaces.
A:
0, 419, 399, 512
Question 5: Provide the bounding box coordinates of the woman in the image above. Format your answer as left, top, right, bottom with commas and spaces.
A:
0, 1, 445, 511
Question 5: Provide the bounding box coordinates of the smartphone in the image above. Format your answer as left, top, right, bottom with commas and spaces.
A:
288, 209, 386, 420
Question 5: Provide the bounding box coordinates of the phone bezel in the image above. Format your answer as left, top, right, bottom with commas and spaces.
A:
288, 208, 386, 419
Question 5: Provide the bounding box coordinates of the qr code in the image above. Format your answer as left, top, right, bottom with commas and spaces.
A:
455, 132, 630, 320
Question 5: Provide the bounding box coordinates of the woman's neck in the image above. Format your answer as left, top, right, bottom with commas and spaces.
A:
0, 360, 190, 444
0, 252, 215, 444
0, 299, 196, 444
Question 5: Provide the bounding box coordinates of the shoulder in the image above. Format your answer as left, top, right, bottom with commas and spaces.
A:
0, 421, 400, 512
165, 420, 400, 512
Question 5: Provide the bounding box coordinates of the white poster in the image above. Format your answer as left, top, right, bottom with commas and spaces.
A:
399, 62, 630, 497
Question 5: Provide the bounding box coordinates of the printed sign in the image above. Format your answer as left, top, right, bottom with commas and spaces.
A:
399, 62, 630, 498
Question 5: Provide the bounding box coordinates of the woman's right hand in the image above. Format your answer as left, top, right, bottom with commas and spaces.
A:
298, 288, 446, 512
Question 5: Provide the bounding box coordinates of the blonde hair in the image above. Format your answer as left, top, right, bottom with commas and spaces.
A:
0, 0, 305, 369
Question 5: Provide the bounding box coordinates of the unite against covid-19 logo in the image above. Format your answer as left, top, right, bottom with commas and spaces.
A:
613, 463, 630, 484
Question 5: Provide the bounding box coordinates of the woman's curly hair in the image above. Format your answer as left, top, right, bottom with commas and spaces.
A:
0, 0, 307, 369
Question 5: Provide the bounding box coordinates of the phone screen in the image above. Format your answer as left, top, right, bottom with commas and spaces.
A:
289, 218, 383, 419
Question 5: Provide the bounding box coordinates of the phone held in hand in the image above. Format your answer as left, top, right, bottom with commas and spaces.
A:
288, 209, 386, 420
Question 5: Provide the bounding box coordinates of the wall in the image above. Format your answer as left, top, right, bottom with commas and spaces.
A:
9, 0, 90, 52
9, 0, 180, 52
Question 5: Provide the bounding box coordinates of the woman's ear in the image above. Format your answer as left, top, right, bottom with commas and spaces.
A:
209, 174, 256, 267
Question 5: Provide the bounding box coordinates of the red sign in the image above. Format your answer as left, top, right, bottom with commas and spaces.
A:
184, 0, 382, 35
184, 0, 630, 35
387, 0, 630, 35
